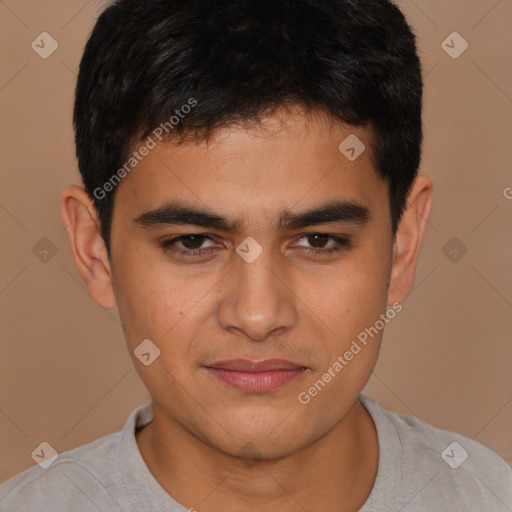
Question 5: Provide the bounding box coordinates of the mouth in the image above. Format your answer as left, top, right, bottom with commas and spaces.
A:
203, 358, 309, 392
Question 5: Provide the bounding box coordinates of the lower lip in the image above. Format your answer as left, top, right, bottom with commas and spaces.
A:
205, 368, 307, 392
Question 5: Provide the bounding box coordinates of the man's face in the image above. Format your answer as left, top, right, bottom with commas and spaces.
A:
109, 107, 394, 458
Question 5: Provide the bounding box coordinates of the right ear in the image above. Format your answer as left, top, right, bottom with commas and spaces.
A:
60, 185, 117, 309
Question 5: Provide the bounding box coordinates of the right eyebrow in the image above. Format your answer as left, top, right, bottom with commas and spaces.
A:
133, 202, 242, 232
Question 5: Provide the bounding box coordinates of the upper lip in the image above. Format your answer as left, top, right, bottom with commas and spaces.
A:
204, 358, 307, 372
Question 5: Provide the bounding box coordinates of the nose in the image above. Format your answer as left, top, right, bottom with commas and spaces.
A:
217, 246, 298, 342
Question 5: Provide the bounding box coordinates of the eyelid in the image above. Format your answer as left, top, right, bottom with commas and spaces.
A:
293, 233, 348, 248
160, 233, 221, 251
176, 234, 217, 248
159, 231, 353, 259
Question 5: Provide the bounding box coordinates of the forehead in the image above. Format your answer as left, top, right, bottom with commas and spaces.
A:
114, 107, 388, 223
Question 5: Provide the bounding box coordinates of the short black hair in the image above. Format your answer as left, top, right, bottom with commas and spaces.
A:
74, 0, 423, 258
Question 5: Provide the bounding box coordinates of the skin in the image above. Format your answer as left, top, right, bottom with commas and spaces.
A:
61, 105, 432, 512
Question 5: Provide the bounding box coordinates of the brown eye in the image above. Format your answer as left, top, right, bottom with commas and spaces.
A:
306, 233, 330, 248
294, 233, 352, 255
159, 234, 219, 257
179, 234, 208, 250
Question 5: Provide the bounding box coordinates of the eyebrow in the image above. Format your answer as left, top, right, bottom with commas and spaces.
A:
133, 199, 371, 231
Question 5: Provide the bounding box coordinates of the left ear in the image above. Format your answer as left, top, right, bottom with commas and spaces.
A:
387, 174, 433, 306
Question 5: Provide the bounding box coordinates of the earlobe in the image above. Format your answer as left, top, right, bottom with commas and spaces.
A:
60, 185, 117, 309
387, 175, 433, 306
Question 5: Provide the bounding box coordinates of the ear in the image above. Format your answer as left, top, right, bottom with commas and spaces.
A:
60, 185, 117, 309
387, 175, 433, 306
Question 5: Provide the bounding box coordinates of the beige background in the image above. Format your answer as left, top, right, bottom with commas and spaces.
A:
1, 0, 511, 482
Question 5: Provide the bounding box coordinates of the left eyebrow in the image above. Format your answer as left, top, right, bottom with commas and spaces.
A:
133, 199, 371, 231
278, 200, 371, 229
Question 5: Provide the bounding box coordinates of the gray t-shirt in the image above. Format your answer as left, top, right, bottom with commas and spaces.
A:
1, 394, 511, 511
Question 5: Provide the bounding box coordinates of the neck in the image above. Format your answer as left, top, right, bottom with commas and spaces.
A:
136, 399, 378, 512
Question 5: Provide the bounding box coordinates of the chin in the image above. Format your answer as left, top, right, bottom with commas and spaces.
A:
205, 408, 312, 459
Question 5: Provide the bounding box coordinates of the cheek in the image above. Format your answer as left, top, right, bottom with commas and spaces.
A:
111, 252, 221, 347
303, 249, 391, 341
295, 267, 388, 423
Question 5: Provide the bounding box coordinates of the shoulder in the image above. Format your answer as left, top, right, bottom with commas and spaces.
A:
359, 394, 512, 511
0, 430, 125, 512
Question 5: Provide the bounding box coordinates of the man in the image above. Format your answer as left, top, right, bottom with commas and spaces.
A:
1, 0, 511, 510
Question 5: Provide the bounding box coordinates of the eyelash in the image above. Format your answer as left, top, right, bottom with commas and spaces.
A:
159, 233, 352, 258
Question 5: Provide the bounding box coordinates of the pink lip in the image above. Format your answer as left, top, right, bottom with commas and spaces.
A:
204, 359, 308, 392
